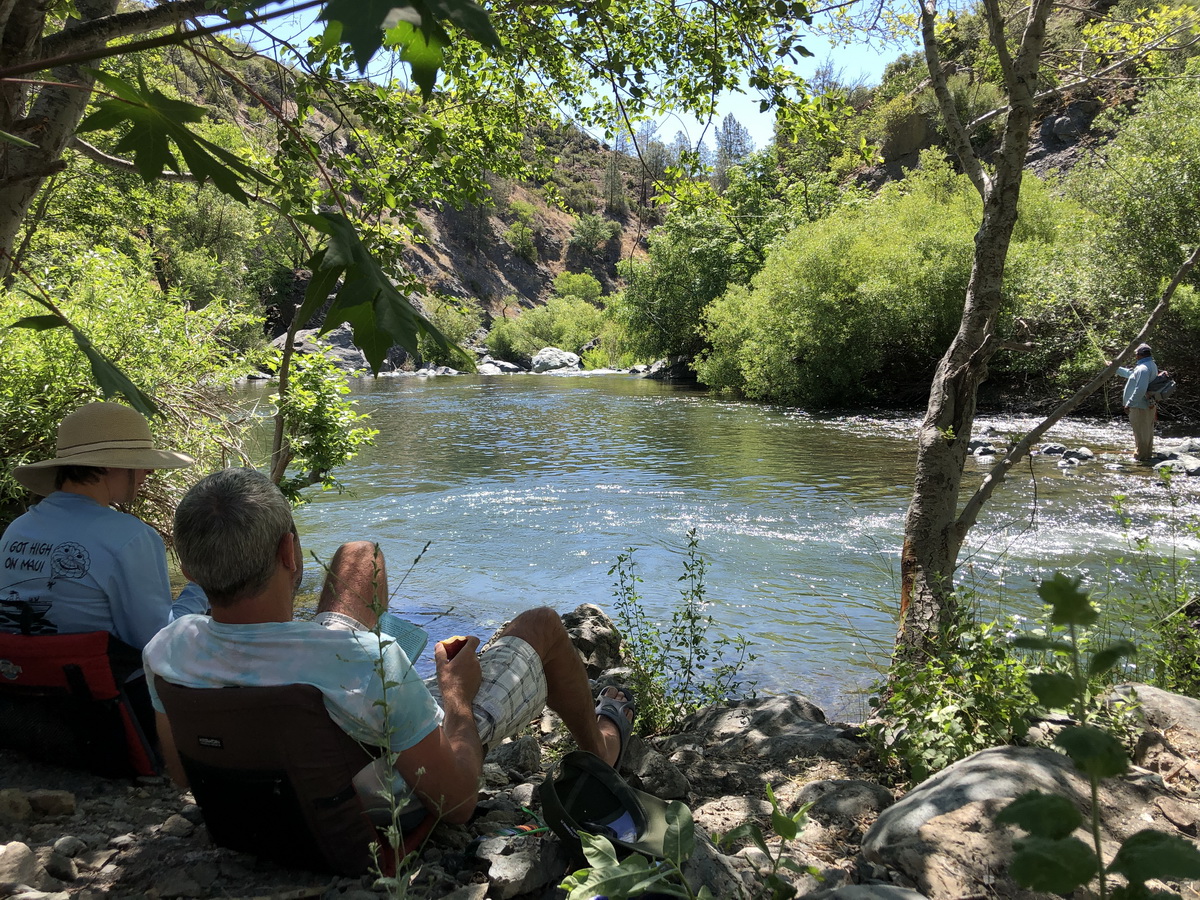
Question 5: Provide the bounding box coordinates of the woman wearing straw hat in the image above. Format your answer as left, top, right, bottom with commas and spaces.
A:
0, 403, 209, 651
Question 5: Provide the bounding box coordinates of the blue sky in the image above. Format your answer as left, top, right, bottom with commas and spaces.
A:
231, 8, 912, 153
659, 38, 908, 152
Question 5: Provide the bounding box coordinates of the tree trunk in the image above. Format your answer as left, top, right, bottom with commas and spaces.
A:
897, 0, 1053, 660
0, 0, 119, 278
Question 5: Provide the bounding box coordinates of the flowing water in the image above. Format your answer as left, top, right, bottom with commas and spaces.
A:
240, 374, 1200, 716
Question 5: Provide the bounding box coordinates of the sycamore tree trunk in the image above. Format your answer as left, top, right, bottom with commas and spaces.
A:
0, 0, 209, 280
897, 0, 1054, 660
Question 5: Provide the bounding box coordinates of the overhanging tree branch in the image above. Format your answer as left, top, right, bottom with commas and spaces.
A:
920, 1, 988, 196
955, 242, 1200, 542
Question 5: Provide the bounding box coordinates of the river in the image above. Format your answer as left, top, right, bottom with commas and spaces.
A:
241, 373, 1200, 716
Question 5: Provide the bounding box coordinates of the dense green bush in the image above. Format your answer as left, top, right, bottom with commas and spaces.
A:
552, 271, 602, 304
568, 214, 620, 257
697, 151, 980, 405
417, 294, 483, 367
485, 295, 606, 365
0, 250, 261, 533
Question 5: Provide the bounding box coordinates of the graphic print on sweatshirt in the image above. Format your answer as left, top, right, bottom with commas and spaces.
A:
0, 539, 95, 634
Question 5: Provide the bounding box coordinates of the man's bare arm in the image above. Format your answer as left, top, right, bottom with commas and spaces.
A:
394, 636, 484, 825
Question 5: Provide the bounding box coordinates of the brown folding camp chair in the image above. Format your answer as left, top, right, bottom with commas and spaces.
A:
0, 631, 159, 777
154, 678, 433, 876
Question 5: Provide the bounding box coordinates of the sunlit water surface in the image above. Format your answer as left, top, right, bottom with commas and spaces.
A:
240, 374, 1200, 717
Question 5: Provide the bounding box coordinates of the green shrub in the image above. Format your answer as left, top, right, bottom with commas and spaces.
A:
273, 351, 378, 501
869, 610, 1037, 783
0, 250, 261, 532
609, 529, 756, 735
504, 221, 538, 264
417, 295, 482, 366
484, 295, 606, 363
568, 214, 620, 257
552, 271, 602, 304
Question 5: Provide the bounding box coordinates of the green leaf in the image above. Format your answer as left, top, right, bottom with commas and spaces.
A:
296, 212, 465, 373
1011, 635, 1073, 654
996, 790, 1082, 840
1107, 829, 1200, 884
9, 315, 68, 331
0, 129, 37, 148
772, 804, 799, 841
73, 331, 160, 418
1088, 641, 1137, 678
719, 822, 771, 857
1010, 836, 1098, 893
1028, 672, 1079, 709
1037, 572, 1098, 627
579, 831, 620, 869
385, 20, 445, 98
663, 800, 695, 861
1055, 725, 1129, 778
78, 71, 269, 203
559, 853, 660, 899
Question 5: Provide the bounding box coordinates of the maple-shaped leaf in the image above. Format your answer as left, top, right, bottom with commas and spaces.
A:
78, 71, 270, 203
295, 212, 469, 373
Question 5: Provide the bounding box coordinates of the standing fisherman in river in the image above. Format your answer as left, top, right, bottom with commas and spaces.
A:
1113, 343, 1159, 463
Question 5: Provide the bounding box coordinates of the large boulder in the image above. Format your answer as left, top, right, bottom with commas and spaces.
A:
270, 323, 406, 374
862, 743, 1200, 898
531, 347, 580, 373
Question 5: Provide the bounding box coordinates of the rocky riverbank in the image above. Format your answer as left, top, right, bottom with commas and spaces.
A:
2, 606, 1198, 900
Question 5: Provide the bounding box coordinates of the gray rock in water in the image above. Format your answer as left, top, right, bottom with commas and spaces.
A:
531, 347, 580, 372
1040, 443, 1067, 455
271, 323, 390, 375
1062, 446, 1094, 462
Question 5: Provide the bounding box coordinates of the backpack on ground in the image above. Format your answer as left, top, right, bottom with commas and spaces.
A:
1148, 371, 1176, 402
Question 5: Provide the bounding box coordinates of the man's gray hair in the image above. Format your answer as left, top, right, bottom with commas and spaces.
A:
174, 468, 294, 606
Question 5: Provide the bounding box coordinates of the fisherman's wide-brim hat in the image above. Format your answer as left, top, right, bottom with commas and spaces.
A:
538, 750, 683, 860
1136, 343, 1153, 357
15, 402, 194, 496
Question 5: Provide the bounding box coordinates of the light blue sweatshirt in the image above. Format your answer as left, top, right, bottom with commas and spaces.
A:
1117, 355, 1158, 410
0, 492, 208, 648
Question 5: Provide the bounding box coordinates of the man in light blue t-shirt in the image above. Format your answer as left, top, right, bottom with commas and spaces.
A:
144, 468, 632, 825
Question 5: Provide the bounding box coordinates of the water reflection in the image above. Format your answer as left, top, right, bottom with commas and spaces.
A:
239, 374, 1200, 716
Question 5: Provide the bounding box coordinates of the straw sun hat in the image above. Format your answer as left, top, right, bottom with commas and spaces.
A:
15, 402, 194, 497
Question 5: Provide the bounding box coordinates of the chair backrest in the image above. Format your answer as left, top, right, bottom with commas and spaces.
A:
155, 678, 431, 876
0, 630, 158, 777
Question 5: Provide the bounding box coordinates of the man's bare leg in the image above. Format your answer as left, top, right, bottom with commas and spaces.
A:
315, 541, 388, 628
498, 607, 631, 767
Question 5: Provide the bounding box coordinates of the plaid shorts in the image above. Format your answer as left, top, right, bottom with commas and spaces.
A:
424, 636, 548, 749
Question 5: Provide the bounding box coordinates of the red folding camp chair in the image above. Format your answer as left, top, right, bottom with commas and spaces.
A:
0, 630, 159, 777
155, 678, 434, 876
